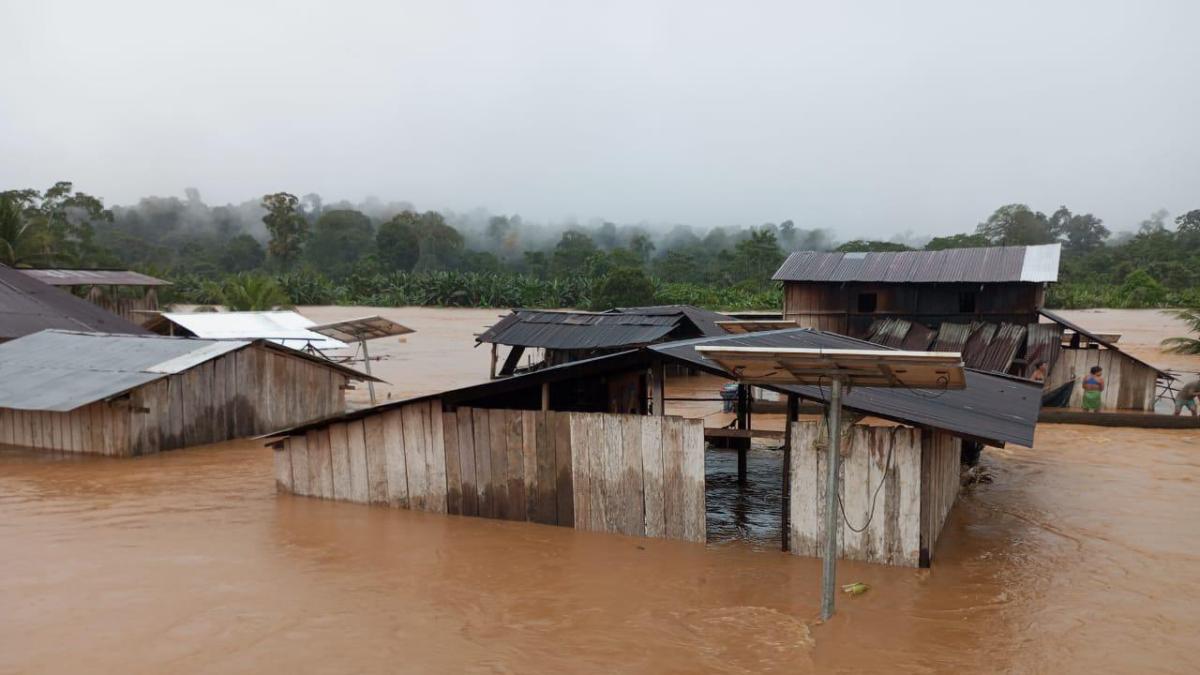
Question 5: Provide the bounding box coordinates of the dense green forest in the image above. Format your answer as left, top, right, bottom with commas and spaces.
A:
2, 181, 1197, 311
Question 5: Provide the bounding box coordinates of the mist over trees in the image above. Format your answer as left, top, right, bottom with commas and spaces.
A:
1, 181, 1197, 310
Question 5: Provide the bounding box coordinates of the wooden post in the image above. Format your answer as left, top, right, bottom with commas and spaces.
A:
651, 360, 665, 416
541, 382, 550, 411
736, 384, 749, 483
782, 393, 798, 552
489, 343, 498, 380
360, 336, 376, 405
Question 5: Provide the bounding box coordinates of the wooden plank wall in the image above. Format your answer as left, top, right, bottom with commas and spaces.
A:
919, 429, 961, 565
1047, 347, 1157, 411
273, 405, 707, 543
0, 344, 350, 457
789, 421, 924, 567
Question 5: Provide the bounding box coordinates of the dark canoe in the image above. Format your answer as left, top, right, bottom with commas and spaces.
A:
1041, 379, 1075, 408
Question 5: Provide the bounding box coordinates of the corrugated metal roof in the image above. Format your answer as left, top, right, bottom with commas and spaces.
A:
0, 330, 248, 411
160, 311, 347, 351
973, 323, 1027, 373
477, 310, 682, 349
270, 328, 1040, 447
772, 244, 1060, 283
961, 323, 997, 368
0, 264, 152, 340
611, 305, 732, 337
19, 269, 172, 286
931, 323, 973, 353
309, 316, 413, 342
1023, 322, 1063, 378
651, 330, 1041, 447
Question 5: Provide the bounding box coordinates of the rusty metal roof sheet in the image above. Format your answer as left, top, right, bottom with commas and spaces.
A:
961, 323, 997, 369
973, 323, 1027, 373
1023, 322, 1063, 378
772, 244, 1060, 283
19, 269, 172, 286
931, 323, 973, 353
0, 265, 152, 340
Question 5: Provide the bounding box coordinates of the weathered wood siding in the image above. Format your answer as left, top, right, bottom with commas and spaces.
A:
789, 421, 926, 567
919, 429, 961, 565
82, 286, 160, 326
0, 343, 349, 456
1046, 347, 1157, 411
274, 405, 707, 543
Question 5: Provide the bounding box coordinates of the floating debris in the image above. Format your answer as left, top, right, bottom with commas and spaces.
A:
842, 582, 869, 596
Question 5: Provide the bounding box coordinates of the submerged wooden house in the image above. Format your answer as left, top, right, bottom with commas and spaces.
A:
476, 305, 731, 377
0, 264, 151, 343
269, 328, 1040, 568
0, 330, 375, 456
19, 268, 170, 326
772, 245, 1168, 409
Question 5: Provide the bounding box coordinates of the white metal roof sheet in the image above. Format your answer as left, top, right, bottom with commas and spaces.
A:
1018, 244, 1062, 282
162, 311, 348, 351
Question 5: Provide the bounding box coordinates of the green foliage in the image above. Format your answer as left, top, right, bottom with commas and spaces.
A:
412, 211, 464, 272
221, 233, 265, 273
376, 212, 421, 272
731, 228, 784, 285
1161, 308, 1200, 354
924, 232, 990, 250
1118, 269, 1167, 307
551, 231, 599, 277
0, 194, 51, 266
976, 203, 1058, 245
590, 267, 656, 310
836, 240, 912, 252
261, 192, 308, 269
219, 273, 292, 311
306, 209, 373, 277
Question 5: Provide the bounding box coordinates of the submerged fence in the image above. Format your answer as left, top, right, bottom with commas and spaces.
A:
273, 403, 707, 543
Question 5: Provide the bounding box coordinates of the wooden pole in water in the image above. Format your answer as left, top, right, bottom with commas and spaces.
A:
360, 336, 377, 405
782, 393, 798, 552
820, 378, 843, 622
489, 343, 498, 380
736, 385, 748, 483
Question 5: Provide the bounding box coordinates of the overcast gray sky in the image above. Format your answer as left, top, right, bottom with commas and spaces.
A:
2, 0, 1197, 237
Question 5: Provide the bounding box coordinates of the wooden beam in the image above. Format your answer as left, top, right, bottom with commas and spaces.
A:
651, 360, 665, 416
703, 427, 785, 440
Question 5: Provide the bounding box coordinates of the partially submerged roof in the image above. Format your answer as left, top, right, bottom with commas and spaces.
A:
154, 310, 347, 351
652, 330, 1041, 447
772, 244, 1061, 284
477, 305, 731, 350
1039, 308, 1171, 378
310, 315, 414, 342
0, 330, 377, 413
0, 264, 152, 340
20, 269, 172, 286
694, 345, 966, 389
274, 327, 1041, 447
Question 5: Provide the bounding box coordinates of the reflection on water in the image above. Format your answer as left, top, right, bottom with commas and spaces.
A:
705, 447, 783, 549
2, 423, 1200, 673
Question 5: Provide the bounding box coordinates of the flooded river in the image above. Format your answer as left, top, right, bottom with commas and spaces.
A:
2, 308, 1198, 673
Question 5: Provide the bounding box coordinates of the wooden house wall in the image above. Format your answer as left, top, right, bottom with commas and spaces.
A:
789, 422, 958, 568
82, 286, 160, 326
273, 405, 707, 543
0, 344, 349, 456
783, 281, 1042, 338
1045, 347, 1157, 411
919, 429, 961, 566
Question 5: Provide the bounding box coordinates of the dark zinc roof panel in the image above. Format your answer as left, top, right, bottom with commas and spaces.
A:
19, 269, 172, 286
650, 329, 1041, 447
477, 310, 681, 349
0, 264, 151, 340
772, 244, 1060, 284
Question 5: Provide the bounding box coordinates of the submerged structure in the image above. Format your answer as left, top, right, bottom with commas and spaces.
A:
476, 305, 730, 377
19, 268, 171, 326
269, 327, 1040, 568
0, 264, 151, 342
773, 244, 1168, 409
0, 330, 375, 456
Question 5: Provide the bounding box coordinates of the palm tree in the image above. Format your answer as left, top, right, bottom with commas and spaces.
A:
220, 273, 292, 311
1162, 308, 1200, 354
0, 195, 51, 267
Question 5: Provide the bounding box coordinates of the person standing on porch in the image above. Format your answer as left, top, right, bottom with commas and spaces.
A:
1174, 379, 1200, 417
1082, 366, 1104, 412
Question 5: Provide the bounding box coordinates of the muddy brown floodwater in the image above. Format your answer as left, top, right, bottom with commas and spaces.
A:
2, 308, 1199, 673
